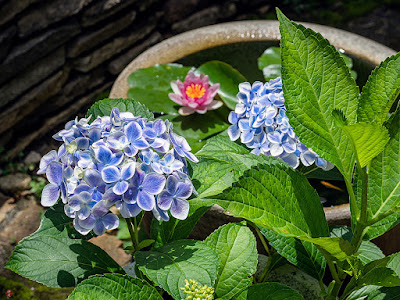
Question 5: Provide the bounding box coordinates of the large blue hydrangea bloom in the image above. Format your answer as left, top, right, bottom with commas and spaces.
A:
228, 78, 334, 170
39, 108, 198, 236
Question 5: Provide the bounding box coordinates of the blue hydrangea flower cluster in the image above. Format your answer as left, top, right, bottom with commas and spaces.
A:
228, 78, 334, 170
38, 108, 198, 235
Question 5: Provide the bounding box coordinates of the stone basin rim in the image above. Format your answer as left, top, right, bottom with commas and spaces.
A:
110, 19, 397, 99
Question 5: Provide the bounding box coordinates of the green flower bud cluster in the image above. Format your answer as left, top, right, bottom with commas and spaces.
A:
181, 279, 214, 300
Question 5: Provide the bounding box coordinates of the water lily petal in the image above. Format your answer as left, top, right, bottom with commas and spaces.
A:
178, 106, 195, 116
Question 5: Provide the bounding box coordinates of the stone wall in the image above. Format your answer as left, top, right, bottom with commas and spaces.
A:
0, 0, 398, 158
0, 0, 270, 158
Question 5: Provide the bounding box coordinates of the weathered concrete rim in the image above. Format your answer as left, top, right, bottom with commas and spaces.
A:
110, 20, 396, 98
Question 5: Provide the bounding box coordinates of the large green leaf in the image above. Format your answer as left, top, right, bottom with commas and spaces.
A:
128, 64, 192, 114
5, 235, 123, 288
342, 123, 389, 168
191, 134, 282, 198
357, 110, 400, 239
357, 52, 400, 125
346, 285, 400, 300
135, 239, 218, 300
204, 223, 258, 299
196, 60, 247, 110
67, 274, 162, 300
233, 282, 304, 300
260, 227, 326, 280
86, 98, 154, 120
195, 162, 354, 260
277, 9, 358, 179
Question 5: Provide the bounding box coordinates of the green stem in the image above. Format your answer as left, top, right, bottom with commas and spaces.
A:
258, 254, 273, 283
318, 279, 327, 297
351, 166, 368, 250
133, 217, 140, 247
125, 218, 137, 250
344, 176, 359, 221
253, 226, 272, 257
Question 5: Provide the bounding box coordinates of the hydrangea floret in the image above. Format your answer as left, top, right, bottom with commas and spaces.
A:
227, 77, 334, 170
181, 279, 215, 300
168, 70, 223, 115
38, 107, 198, 236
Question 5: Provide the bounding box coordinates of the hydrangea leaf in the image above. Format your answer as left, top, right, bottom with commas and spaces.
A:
204, 223, 258, 299
86, 98, 154, 120
355, 110, 400, 239
128, 63, 192, 115
191, 134, 283, 198
277, 9, 359, 180
346, 285, 400, 300
5, 236, 123, 288
258, 47, 282, 81
342, 123, 389, 168
260, 227, 326, 280
233, 282, 304, 300
357, 52, 400, 125
197, 163, 354, 261
135, 239, 218, 300
33, 201, 95, 240
196, 60, 247, 110
67, 274, 162, 300
344, 252, 400, 295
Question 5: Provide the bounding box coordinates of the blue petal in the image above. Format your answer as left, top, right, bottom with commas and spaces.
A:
46, 162, 63, 185
133, 138, 149, 149
121, 162, 136, 180
227, 125, 240, 141
78, 205, 91, 220
183, 151, 198, 163
170, 199, 189, 220
137, 191, 155, 211
74, 217, 93, 235
41, 183, 60, 207
165, 175, 178, 194
38, 150, 58, 175
109, 152, 124, 166
113, 181, 129, 195
95, 145, 112, 164
143, 128, 157, 139
93, 221, 106, 236
157, 191, 173, 210
118, 202, 141, 218
101, 166, 121, 183
152, 205, 169, 222
142, 173, 166, 195
175, 182, 193, 199
125, 121, 142, 142
123, 185, 138, 204
74, 184, 92, 194
102, 213, 119, 230
84, 169, 103, 188
153, 119, 166, 135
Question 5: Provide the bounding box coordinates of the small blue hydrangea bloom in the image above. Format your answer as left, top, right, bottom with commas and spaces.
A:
37, 107, 198, 236
228, 78, 334, 170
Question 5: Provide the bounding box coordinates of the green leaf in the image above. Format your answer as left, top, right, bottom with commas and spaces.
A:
135, 239, 219, 299
196, 60, 247, 110
204, 223, 258, 299
342, 123, 389, 168
339, 52, 357, 80
344, 252, 400, 294
5, 235, 123, 288
128, 64, 192, 115
233, 282, 304, 300
67, 274, 162, 300
151, 205, 210, 249
346, 285, 400, 300
86, 98, 154, 120
357, 52, 400, 125
33, 201, 94, 240
258, 47, 282, 81
359, 109, 400, 238
277, 9, 359, 179
136, 239, 155, 251
260, 227, 326, 280
191, 134, 282, 198
161, 106, 230, 145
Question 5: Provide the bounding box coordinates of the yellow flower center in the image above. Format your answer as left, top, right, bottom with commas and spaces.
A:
186, 84, 205, 99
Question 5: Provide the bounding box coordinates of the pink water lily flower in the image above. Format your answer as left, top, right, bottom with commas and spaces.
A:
168, 70, 223, 115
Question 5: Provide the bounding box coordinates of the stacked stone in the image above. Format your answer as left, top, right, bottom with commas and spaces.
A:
0, 0, 270, 158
